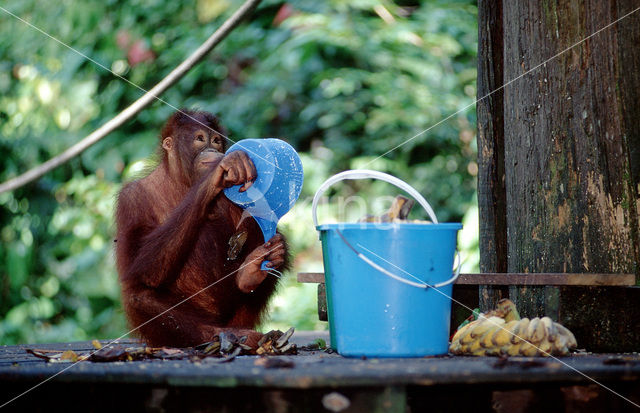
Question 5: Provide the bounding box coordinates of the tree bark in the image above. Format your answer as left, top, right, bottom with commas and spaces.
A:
477, 0, 509, 311
478, 0, 640, 351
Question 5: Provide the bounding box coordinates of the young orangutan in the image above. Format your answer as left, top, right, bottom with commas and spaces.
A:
115, 110, 288, 347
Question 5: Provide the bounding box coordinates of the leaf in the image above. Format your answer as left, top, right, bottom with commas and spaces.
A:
89, 347, 130, 363
25, 349, 57, 361
60, 350, 79, 362
311, 338, 327, 349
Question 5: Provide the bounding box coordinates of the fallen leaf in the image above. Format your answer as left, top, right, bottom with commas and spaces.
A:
60, 350, 79, 362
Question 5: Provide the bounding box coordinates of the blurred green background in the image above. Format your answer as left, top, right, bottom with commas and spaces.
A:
0, 0, 478, 344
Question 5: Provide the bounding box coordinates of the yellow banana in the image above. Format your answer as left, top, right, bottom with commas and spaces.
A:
525, 317, 540, 342
470, 317, 503, 339
468, 335, 486, 353
554, 334, 568, 350
449, 299, 577, 357
507, 342, 522, 356
491, 320, 519, 347
530, 317, 548, 343
480, 328, 495, 348
555, 323, 577, 348
541, 317, 556, 342
459, 343, 471, 353
496, 298, 521, 322
476, 318, 504, 348
472, 348, 487, 356
519, 341, 538, 357
511, 318, 530, 344
538, 338, 553, 355
452, 321, 476, 345
486, 346, 501, 356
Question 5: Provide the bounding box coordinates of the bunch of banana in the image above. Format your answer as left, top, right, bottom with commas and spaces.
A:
449, 299, 577, 357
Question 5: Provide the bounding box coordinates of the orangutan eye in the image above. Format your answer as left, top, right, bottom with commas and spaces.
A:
195, 133, 206, 142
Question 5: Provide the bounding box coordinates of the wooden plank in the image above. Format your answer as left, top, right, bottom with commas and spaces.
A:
297, 272, 325, 283
3, 341, 640, 388
457, 273, 636, 286
297, 272, 636, 286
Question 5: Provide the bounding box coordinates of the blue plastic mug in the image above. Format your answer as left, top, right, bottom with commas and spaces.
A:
224, 139, 304, 269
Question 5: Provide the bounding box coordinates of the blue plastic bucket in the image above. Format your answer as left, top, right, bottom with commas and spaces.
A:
312, 170, 462, 357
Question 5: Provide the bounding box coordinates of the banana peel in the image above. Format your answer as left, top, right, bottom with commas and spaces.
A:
449, 299, 577, 357
358, 195, 423, 223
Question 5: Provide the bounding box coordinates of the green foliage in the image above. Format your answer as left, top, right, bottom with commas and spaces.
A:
0, 0, 478, 344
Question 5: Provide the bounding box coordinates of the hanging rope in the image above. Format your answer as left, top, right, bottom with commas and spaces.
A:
0, 0, 262, 194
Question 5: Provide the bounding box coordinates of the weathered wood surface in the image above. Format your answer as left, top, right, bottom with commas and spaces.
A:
477, 0, 640, 352
297, 272, 636, 286
502, 0, 640, 306
317, 283, 327, 322
1, 336, 639, 412
0, 332, 640, 413
3, 338, 637, 388
477, 0, 510, 311
297, 272, 325, 283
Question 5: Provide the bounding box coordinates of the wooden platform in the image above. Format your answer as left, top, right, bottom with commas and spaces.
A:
1, 333, 639, 412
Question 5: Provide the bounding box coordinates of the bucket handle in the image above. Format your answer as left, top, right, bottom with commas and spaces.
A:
312, 169, 460, 289
335, 228, 461, 289
311, 169, 438, 227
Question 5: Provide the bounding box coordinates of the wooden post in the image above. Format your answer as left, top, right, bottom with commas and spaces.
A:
477, 0, 509, 310
477, 0, 640, 351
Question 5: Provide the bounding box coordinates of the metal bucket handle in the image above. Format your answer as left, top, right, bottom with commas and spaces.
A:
311, 170, 460, 289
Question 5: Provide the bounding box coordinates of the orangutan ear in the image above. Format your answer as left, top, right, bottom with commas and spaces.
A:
162, 137, 173, 152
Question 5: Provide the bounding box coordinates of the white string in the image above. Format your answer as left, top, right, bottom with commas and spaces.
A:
267, 268, 284, 279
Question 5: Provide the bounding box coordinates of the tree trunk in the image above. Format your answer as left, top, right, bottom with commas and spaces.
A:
477, 0, 640, 352
477, 0, 510, 311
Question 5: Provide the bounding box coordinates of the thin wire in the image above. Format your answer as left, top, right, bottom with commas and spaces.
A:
0, 243, 283, 410
362, 5, 640, 168
358, 245, 640, 410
